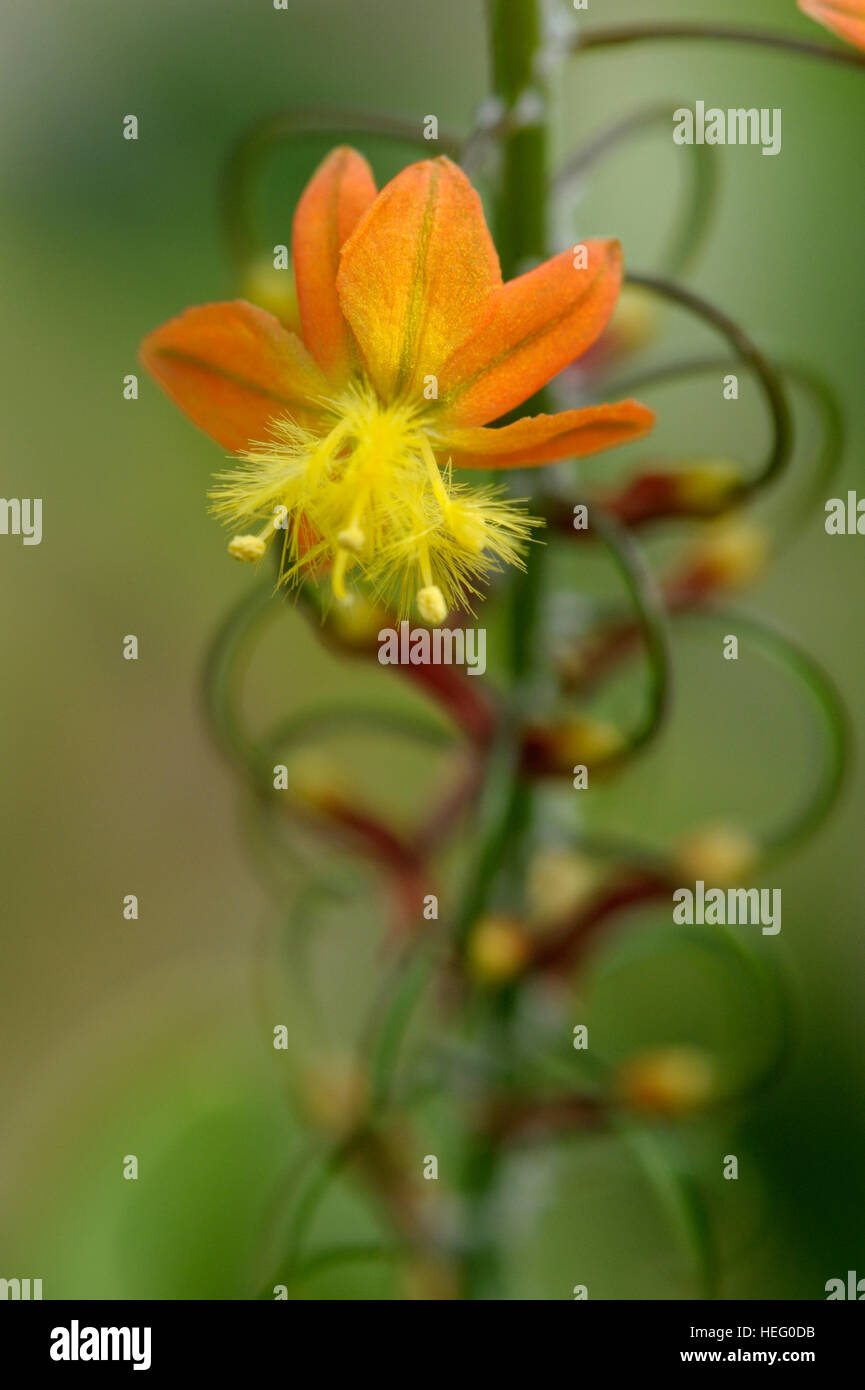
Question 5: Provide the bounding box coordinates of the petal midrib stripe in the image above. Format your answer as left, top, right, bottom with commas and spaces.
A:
395, 164, 440, 394
443, 254, 611, 408
153, 348, 310, 410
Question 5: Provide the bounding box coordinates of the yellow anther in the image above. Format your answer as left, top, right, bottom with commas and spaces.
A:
337, 524, 366, 553
417, 585, 447, 624
212, 380, 537, 617
227, 505, 288, 563
227, 533, 268, 562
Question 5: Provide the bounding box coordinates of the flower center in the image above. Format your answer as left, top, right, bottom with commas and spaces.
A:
210, 380, 536, 622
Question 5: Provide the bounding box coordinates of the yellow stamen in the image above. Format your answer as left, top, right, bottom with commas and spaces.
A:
228, 533, 268, 562
337, 524, 366, 553
417, 571, 447, 625
211, 380, 538, 616
419, 434, 452, 512
227, 505, 287, 563
331, 546, 352, 604
336, 475, 371, 555
422, 438, 484, 553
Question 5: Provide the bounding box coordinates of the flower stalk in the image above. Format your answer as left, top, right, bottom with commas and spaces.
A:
159, 0, 859, 1302
571, 21, 865, 70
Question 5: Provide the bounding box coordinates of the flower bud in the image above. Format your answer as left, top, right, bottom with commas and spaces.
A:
673, 824, 759, 886
528, 849, 598, 926
605, 283, 659, 356
615, 1046, 715, 1116
671, 460, 747, 515
686, 519, 770, 590
240, 253, 302, 333
576, 285, 659, 374
546, 717, 625, 772
282, 752, 348, 814
467, 915, 531, 984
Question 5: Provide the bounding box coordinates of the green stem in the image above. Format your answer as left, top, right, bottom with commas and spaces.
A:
488, 0, 550, 860
588, 508, 671, 755
455, 0, 550, 1304
201, 580, 278, 777
460, 0, 551, 931
627, 272, 794, 496
608, 355, 845, 543
571, 24, 865, 71
696, 610, 850, 861
541, 606, 849, 880
553, 103, 720, 278
486, 0, 547, 281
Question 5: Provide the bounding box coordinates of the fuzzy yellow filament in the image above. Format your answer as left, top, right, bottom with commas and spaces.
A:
212, 381, 537, 622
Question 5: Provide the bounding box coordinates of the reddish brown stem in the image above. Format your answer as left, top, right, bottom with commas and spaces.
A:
397, 661, 498, 746
531, 871, 669, 975
482, 1093, 607, 1145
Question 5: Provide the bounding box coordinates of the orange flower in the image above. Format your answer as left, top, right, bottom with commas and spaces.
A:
141, 149, 653, 621
799, 0, 865, 48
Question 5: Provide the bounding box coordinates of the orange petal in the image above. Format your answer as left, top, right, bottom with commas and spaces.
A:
440, 401, 655, 470
140, 300, 329, 452
336, 156, 501, 399
799, 0, 865, 50
292, 146, 377, 380
438, 240, 624, 427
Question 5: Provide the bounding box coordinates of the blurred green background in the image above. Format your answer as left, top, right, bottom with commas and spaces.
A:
1, 0, 864, 1299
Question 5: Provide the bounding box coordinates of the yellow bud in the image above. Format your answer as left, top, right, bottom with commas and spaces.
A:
608, 283, 658, 354
690, 519, 770, 589
557, 717, 624, 770
672, 461, 745, 515
616, 1046, 715, 1117
527, 849, 598, 926
240, 253, 302, 333
283, 751, 347, 812
417, 585, 448, 625
674, 824, 759, 886
467, 915, 531, 984
228, 534, 267, 562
